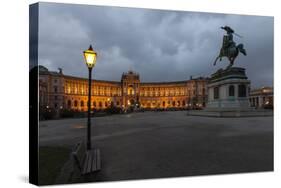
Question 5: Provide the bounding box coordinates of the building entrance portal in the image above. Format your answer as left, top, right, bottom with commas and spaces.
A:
130, 99, 135, 106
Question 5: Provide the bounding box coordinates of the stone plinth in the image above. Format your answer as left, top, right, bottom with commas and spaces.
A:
188, 67, 272, 117
206, 67, 251, 111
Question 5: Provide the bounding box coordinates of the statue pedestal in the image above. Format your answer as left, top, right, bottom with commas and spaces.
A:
188, 67, 272, 117
206, 67, 251, 111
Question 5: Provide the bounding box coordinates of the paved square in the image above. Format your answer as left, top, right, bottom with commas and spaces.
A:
39, 111, 273, 181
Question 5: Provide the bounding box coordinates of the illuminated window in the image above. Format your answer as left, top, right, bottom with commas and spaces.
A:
128, 87, 134, 95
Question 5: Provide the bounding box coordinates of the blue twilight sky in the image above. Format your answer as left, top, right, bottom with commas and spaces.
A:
35, 2, 273, 88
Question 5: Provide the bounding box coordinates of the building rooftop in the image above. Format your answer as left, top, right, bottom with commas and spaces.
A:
39, 66, 208, 85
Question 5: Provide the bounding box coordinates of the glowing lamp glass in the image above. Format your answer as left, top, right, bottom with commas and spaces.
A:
83, 45, 97, 68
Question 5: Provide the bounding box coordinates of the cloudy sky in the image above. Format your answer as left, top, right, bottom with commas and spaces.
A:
37, 2, 273, 88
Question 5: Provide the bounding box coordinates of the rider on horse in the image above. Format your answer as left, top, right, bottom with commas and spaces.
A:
221, 26, 236, 49
213, 25, 247, 68
221, 26, 246, 56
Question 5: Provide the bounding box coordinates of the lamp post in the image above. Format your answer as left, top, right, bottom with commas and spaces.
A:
83, 45, 97, 150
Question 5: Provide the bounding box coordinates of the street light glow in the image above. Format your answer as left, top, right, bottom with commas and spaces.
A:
83, 45, 97, 68
83, 44, 98, 150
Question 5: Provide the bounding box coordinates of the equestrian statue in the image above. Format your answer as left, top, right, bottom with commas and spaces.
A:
213, 26, 247, 68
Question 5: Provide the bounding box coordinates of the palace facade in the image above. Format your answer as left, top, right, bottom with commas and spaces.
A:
249, 87, 273, 109
39, 66, 208, 112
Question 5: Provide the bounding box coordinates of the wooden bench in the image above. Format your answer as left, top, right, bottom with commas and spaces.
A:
72, 142, 101, 175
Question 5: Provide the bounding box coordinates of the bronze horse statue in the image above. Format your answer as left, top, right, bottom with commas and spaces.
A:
213, 26, 247, 68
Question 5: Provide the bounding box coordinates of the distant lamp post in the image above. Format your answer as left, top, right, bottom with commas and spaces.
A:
83, 45, 97, 150
107, 98, 111, 107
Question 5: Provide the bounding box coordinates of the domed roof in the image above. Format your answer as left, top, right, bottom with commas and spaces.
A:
38, 65, 49, 72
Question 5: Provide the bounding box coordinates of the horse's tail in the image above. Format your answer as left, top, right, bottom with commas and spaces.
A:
237, 43, 247, 56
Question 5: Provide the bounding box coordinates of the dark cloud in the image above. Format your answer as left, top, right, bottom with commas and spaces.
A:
38, 2, 273, 88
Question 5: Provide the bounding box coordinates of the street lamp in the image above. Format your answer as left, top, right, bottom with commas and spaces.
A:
83, 45, 97, 150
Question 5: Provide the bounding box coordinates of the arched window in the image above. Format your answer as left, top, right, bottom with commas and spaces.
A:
99, 101, 102, 108
93, 101, 96, 107
238, 84, 246, 97
80, 101, 84, 107
214, 87, 219, 99
74, 100, 78, 107
229, 85, 235, 96
162, 101, 165, 107
67, 100, 71, 108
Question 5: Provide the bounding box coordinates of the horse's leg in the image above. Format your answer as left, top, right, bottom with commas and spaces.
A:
230, 57, 235, 67
226, 57, 233, 69
213, 56, 220, 66
230, 53, 238, 66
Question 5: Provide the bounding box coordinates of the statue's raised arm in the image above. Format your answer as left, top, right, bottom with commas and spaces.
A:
221, 26, 234, 33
